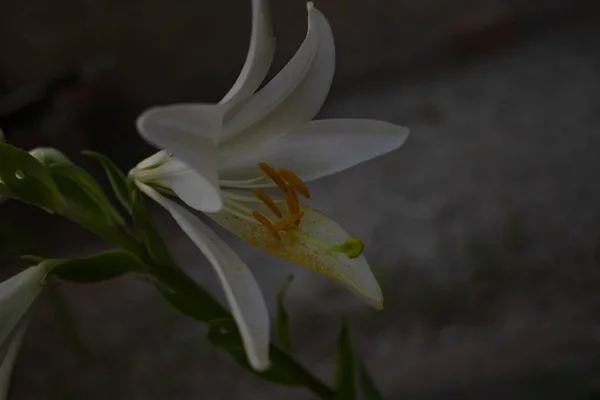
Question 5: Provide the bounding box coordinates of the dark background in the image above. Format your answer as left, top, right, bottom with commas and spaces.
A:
1, 0, 600, 398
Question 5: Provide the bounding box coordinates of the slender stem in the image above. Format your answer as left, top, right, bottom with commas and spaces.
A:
144, 249, 334, 399
62, 200, 335, 399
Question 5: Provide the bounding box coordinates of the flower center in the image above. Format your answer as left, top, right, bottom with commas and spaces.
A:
220, 163, 363, 259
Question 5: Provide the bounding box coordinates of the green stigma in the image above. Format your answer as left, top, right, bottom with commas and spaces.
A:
337, 237, 364, 259
291, 230, 364, 259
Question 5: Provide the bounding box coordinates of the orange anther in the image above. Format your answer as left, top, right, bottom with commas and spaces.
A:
252, 188, 282, 218
273, 212, 304, 232
258, 162, 287, 192
252, 211, 281, 241
279, 169, 310, 198
285, 185, 301, 225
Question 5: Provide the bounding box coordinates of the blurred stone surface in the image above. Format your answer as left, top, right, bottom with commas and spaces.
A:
2, 0, 600, 398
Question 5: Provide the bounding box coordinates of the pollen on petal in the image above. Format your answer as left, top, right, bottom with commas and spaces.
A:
252, 188, 283, 218
279, 169, 311, 198
252, 211, 281, 241
258, 162, 287, 193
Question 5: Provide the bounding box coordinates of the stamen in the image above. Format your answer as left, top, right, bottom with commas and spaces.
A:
223, 197, 254, 214
219, 175, 267, 185
252, 211, 281, 241
285, 185, 300, 225
279, 169, 310, 198
258, 162, 287, 192
223, 205, 258, 224
272, 212, 304, 232
223, 191, 285, 204
252, 188, 283, 218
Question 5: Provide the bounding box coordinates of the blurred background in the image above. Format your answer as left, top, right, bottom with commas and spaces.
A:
2, 0, 600, 398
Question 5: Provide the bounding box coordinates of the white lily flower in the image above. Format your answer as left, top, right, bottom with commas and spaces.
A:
0, 265, 48, 399
131, 0, 409, 369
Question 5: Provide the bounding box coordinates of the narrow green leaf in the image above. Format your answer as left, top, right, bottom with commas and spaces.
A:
49, 163, 125, 226
359, 361, 385, 400
131, 188, 177, 268
155, 282, 227, 323
206, 318, 327, 387
151, 271, 333, 397
83, 151, 133, 214
207, 318, 245, 350
0, 142, 62, 210
335, 320, 356, 400
45, 250, 147, 283
276, 275, 294, 353
30, 147, 72, 167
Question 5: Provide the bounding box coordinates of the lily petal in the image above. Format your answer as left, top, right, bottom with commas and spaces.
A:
137, 183, 271, 371
136, 104, 224, 212
142, 157, 223, 213
0, 266, 46, 399
0, 307, 33, 400
208, 201, 383, 309
0, 267, 45, 346
219, 119, 409, 182
219, 0, 276, 106
221, 3, 334, 142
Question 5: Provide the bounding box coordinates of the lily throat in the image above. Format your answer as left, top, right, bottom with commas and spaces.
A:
220, 162, 364, 260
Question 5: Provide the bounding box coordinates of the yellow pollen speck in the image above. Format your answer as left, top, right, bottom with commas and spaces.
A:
272, 212, 304, 232
252, 211, 281, 241
252, 188, 282, 218
279, 169, 310, 198
258, 162, 287, 192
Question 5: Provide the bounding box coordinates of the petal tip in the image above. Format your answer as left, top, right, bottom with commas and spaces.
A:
307, 2, 314, 12
248, 349, 271, 372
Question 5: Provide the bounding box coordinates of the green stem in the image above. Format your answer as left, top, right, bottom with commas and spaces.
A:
63, 206, 335, 398
146, 253, 334, 399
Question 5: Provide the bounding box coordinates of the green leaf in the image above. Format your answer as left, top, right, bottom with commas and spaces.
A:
335, 320, 356, 400
83, 151, 133, 215
30, 147, 72, 167
49, 162, 125, 227
359, 362, 385, 400
0, 142, 62, 210
131, 188, 177, 268
0, 182, 12, 198
155, 281, 228, 323
206, 318, 327, 387
207, 318, 245, 349
45, 250, 146, 283
276, 275, 294, 353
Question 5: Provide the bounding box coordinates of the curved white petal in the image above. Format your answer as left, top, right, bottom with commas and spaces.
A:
136, 104, 224, 212
135, 150, 170, 170
0, 267, 46, 346
0, 308, 33, 400
219, 119, 409, 181
208, 200, 383, 309
140, 157, 223, 213
219, 0, 276, 106
0, 266, 46, 399
221, 4, 334, 143
137, 183, 271, 371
